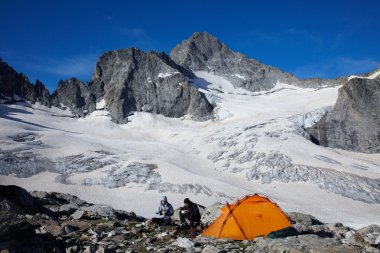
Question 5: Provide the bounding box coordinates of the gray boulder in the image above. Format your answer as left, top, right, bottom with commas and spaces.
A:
287, 212, 323, 228
79, 204, 117, 218
307, 77, 380, 153
88, 48, 214, 123
71, 210, 85, 220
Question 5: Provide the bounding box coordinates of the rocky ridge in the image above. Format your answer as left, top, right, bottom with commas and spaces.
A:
0, 58, 51, 106
306, 77, 380, 153
170, 32, 346, 92
0, 49, 213, 123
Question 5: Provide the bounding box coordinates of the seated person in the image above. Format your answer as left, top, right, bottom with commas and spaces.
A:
179, 198, 201, 228
151, 196, 174, 226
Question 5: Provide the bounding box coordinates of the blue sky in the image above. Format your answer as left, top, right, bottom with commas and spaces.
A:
1, 0, 380, 91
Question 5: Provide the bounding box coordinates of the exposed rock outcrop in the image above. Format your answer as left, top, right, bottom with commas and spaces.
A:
88, 48, 213, 123
51, 78, 96, 117
307, 77, 380, 153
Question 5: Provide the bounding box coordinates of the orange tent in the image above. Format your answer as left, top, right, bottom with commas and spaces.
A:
202, 194, 292, 240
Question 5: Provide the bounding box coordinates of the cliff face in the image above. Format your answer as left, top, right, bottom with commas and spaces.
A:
88, 48, 213, 123
307, 77, 380, 153
51, 78, 96, 117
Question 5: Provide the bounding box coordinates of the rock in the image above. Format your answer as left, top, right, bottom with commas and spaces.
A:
107, 230, 116, 237
30, 191, 87, 207
356, 224, 380, 245
200, 202, 223, 226
375, 234, 380, 244
59, 203, 79, 214
172, 237, 195, 249
0, 185, 47, 215
287, 212, 323, 228
307, 77, 380, 153
71, 210, 84, 220
62, 219, 91, 230
201, 245, 220, 253
357, 224, 380, 235
348, 232, 368, 248
79, 204, 116, 218
253, 234, 357, 252
43, 224, 66, 237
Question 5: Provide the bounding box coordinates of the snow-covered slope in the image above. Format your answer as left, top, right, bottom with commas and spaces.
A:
1, 73, 380, 229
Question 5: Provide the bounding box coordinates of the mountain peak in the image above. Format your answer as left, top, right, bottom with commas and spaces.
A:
170, 32, 232, 71
188, 32, 221, 43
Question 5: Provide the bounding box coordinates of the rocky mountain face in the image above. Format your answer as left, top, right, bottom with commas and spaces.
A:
1, 185, 379, 253
0, 58, 51, 106
51, 78, 96, 117
307, 77, 380, 153
0, 48, 214, 122
170, 32, 345, 91
88, 48, 213, 123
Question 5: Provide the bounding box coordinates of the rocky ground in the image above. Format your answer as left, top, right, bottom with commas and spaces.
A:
1, 185, 380, 253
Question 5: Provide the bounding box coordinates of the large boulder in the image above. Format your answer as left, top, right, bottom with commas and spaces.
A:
287, 212, 323, 233
0, 185, 43, 214
307, 77, 380, 153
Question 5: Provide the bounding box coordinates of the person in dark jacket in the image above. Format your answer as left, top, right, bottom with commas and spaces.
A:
179, 198, 201, 228
151, 196, 174, 226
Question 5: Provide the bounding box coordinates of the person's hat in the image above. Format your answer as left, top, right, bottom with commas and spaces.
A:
184, 198, 191, 204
